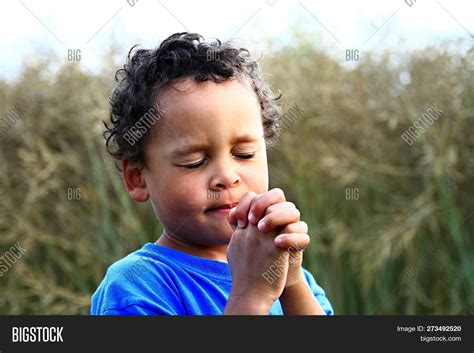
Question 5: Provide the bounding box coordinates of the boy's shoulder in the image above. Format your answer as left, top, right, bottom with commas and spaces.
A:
102, 244, 181, 288
91, 244, 186, 315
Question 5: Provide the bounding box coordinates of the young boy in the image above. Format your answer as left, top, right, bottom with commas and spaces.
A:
91, 32, 333, 315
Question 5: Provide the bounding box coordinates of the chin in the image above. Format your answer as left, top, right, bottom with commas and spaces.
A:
204, 227, 233, 246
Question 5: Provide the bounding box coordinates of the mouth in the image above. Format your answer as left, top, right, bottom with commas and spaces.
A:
206, 202, 239, 214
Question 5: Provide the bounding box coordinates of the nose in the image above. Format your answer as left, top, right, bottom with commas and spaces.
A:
209, 157, 241, 190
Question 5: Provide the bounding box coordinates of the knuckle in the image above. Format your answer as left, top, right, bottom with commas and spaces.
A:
300, 221, 308, 232
284, 221, 307, 234
237, 192, 255, 213
249, 191, 258, 198
243, 191, 257, 203
295, 209, 301, 218
272, 188, 286, 201
249, 194, 261, 211
291, 207, 301, 220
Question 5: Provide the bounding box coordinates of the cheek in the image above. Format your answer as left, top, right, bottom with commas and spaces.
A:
242, 160, 269, 193
160, 175, 205, 212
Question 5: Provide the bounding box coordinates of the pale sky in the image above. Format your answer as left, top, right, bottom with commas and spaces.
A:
0, 0, 472, 81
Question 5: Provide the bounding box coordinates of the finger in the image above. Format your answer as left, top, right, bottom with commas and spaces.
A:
258, 206, 300, 232
227, 207, 237, 230
235, 191, 258, 228
263, 202, 297, 217
280, 221, 308, 235
274, 233, 310, 250
248, 188, 286, 224
257, 202, 300, 230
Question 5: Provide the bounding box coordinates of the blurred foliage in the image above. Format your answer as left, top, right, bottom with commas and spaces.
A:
0, 36, 473, 314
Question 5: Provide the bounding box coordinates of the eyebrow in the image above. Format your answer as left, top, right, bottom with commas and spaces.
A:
170, 134, 262, 157
230, 133, 263, 144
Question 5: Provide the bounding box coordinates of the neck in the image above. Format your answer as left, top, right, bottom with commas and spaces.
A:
156, 230, 228, 262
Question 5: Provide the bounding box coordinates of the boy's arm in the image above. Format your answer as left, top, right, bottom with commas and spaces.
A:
223, 294, 274, 315
279, 276, 326, 315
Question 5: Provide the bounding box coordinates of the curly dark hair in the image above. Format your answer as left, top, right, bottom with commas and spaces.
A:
104, 32, 281, 169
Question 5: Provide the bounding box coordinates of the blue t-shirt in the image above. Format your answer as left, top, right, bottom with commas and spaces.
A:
90, 243, 334, 315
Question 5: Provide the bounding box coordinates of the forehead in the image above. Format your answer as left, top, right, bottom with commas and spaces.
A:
150, 77, 263, 146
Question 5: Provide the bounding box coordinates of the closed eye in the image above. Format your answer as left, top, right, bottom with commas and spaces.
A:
181, 159, 206, 169
234, 153, 255, 159
179, 153, 255, 169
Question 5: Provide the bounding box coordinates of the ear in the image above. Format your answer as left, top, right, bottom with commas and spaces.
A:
122, 160, 149, 202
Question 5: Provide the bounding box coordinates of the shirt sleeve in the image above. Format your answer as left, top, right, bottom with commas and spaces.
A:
91, 256, 186, 316
302, 268, 334, 315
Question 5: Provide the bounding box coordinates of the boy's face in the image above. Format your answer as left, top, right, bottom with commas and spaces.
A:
125, 77, 269, 249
